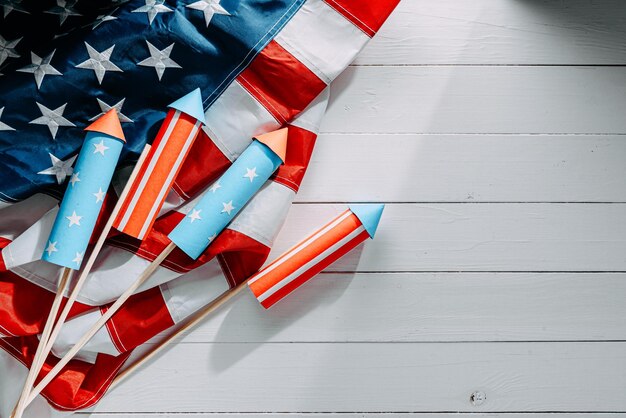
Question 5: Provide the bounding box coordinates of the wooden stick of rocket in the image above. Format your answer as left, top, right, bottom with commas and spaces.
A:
249, 204, 384, 308
17, 88, 206, 411
109, 204, 384, 389
25, 128, 289, 406
12, 109, 127, 418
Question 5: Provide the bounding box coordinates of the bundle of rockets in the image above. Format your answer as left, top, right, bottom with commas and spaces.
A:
11, 89, 384, 417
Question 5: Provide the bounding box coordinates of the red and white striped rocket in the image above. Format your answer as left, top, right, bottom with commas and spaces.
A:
113, 88, 206, 240
248, 204, 384, 309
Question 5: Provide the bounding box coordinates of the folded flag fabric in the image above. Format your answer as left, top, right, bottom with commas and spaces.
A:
0, 0, 400, 414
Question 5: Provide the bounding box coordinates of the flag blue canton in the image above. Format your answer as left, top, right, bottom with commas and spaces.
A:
0, 0, 304, 203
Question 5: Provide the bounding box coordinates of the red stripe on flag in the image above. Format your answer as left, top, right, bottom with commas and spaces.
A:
272, 125, 318, 192
0, 240, 91, 337
0, 336, 130, 411
103, 286, 174, 353
323, 0, 400, 37
261, 229, 370, 308
237, 40, 327, 125
172, 129, 233, 200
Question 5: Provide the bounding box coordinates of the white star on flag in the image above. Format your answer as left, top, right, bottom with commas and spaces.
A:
132, 0, 172, 25
2, 0, 29, 18
17, 50, 62, 90
93, 187, 106, 203
75, 42, 123, 84
29, 102, 75, 139
38, 153, 77, 184
0, 35, 21, 66
243, 167, 258, 182
0, 107, 15, 131
45, 0, 82, 25
221, 200, 235, 215
209, 181, 221, 193
72, 252, 84, 265
188, 209, 202, 223
90, 98, 133, 123
45, 241, 58, 257
186, 0, 230, 27
66, 211, 82, 227
138, 41, 181, 81
69, 172, 80, 186
93, 139, 110, 155
93, 12, 118, 29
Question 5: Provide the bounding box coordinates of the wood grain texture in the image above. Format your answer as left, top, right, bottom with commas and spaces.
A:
81, 415, 626, 417
322, 66, 626, 134
95, 342, 626, 412
152, 273, 626, 343
356, 0, 626, 65
297, 134, 626, 203
272, 204, 626, 272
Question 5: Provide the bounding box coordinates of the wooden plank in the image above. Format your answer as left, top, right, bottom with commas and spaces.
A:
297, 134, 626, 203
272, 204, 626, 272
357, 0, 626, 65
98, 342, 626, 412
323, 67, 626, 134
163, 273, 626, 343
81, 414, 626, 417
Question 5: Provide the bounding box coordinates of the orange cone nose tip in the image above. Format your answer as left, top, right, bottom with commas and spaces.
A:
84, 108, 126, 142
254, 127, 288, 163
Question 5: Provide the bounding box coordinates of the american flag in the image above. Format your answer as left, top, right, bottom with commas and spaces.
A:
0, 0, 399, 413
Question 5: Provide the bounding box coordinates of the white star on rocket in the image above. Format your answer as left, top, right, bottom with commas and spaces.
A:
243, 167, 258, 182
72, 251, 84, 265
186, 0, 230, 26
188, 209, 202, 223
131, 0, 172, 25
137, 41, 181, 81
38, 153, 77, 184
0, 107, 15, 131
207, 233, 217, 243
66, 210, 82, 227
209, 181, 221, 193
45, 0, 82, 25
221, 200, 235, 215
93, 139, 109, 155
0, 35, 21, 66
2, 0, 29, 18
29, 102, 75, 139
89, 98, 133, 123
17, 50, 62, 90
69, 172, 80, 186
93, 187, 106, 203
45, 241, 58, 257
75, 42, 123, 84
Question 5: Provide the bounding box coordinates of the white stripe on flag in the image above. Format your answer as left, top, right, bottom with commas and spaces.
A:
290, 87, 330, 134
115, 110, 181, 233
50, 309, 120, 363
0, 349, 67, 418
160, 257, 230, 324
203, 80, 281, 161
274, 0, 370, 83
257, 224, 365, 303
249, 210, 352, 285
0, 193, 58, 241
2, 206, 57, 270
137, 121, 200, 239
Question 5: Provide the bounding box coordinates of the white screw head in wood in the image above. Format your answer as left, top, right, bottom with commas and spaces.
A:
470, 391, 486, 406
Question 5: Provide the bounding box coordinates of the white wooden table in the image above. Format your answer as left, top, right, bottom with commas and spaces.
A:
86, 1, 626, 417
